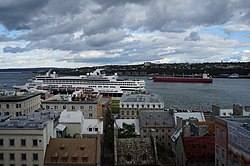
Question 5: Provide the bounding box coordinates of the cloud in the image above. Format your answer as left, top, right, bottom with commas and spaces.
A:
85, 29, 128, 47
1, 0, 250, 68
0, 34, 13, 42
3, 46, 26, 53
185, 31, 201, 41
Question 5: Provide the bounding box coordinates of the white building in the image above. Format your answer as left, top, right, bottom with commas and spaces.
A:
119, 92, 164, 119
58, 110, 103, 138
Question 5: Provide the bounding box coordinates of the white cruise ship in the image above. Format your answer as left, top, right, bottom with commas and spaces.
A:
13, 69, 145, 97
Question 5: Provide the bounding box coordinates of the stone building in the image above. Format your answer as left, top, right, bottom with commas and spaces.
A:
139, 110, 175, 150
41, 91, 103, 119
0, 92, 41, 118
119, 92, 164, 119
114, 137, 158, 166
0, 110, 59, 166
44, 138, 101, 166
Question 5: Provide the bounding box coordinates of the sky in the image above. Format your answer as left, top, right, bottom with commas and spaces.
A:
0, 0, 250, 68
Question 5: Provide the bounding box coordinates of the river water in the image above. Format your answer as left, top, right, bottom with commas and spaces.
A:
0, 71, 249, 110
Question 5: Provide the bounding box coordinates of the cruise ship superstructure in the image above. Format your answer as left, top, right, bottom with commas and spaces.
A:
13, 69, 145, 96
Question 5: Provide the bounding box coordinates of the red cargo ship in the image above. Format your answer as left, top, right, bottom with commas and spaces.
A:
153, 74, 213, 83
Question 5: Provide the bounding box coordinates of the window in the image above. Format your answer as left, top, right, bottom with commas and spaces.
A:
54, 106, 58, 110
80, 106, 84, 109
33, 153, 38, 161
121, 111, 124, 115
89, 128, 92, 132
10, 164, 15, 166
127, 154, 132, 161
222, 149, 225, 159
0, 139, 3, 146
6, 104, 9, 109
21, 139, 26, 146
221, 130, 225, 141
126, 111, 129, 115
72, 106, 75, 110
63, 105, 66, 109
9, 139, 15, 146
142, 153, 147, 161
33, 139, 38, 146
21, 154, 26, 160
46, 105, 50, 109
89, 113, 93, 118
95, 128, 98, 132
0, 153, 3, 160
89, 106, 92, 109
22, 164, 27, 166
216, 127, 219, 138
131, 111, 134, 115
10, 153, 15, 160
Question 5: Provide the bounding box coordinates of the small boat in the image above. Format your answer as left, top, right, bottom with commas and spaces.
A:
228, 73, 239, 79
3, 83, 7, 87
153, 73, 213, 83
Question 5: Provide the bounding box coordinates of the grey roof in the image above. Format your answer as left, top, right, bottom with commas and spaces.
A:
0, 110, 60, 130
121, 92, 163, 103
139, 111, 175, 128
0, 92, 41, 102
219, 116, 250, 131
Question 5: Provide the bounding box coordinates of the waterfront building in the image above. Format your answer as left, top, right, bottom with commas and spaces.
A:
44, 138, 101, 166
0, 92, 41, 118
42, 90, 103, 119
139, 110, 175, 150
119, 92, 164, 119
0, 110, 59, 166
215, 116, 250, 166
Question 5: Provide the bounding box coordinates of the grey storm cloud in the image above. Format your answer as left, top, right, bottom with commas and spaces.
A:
3, 46, 26, 53
185, 31, 201, 41
1, 0, 250, 65
0, 34, 13, 42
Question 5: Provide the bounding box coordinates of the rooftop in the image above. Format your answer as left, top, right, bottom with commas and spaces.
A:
139, 111, 175, 128
174, 111, 205, 123
0, 92, 41, 102
121, 91, 164, 103
42, 94, 100, 104
44, 138, 101, 165
0, 110, 60, 129
219, 116, 250, 131
59, 110, 83, 124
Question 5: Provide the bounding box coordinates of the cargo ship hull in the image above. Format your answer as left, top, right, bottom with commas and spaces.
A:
153, 77, 213, 83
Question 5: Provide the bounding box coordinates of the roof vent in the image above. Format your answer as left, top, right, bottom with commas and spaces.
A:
243, 123, 248, 127
60, 144, 65, 150
80, 145, 85, 150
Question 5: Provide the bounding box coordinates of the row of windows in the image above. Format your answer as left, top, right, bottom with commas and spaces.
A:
88, 127, 99, 132
216, 127, 225, 141
143, 129, 171, 133
0, 139, 39, 147
0, 164, 38, 166
121, 104, 162, 108
0, 153, 39, 161
121, 110, 139, 116
44, 80, 137, 86
45, 105, 93, 110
